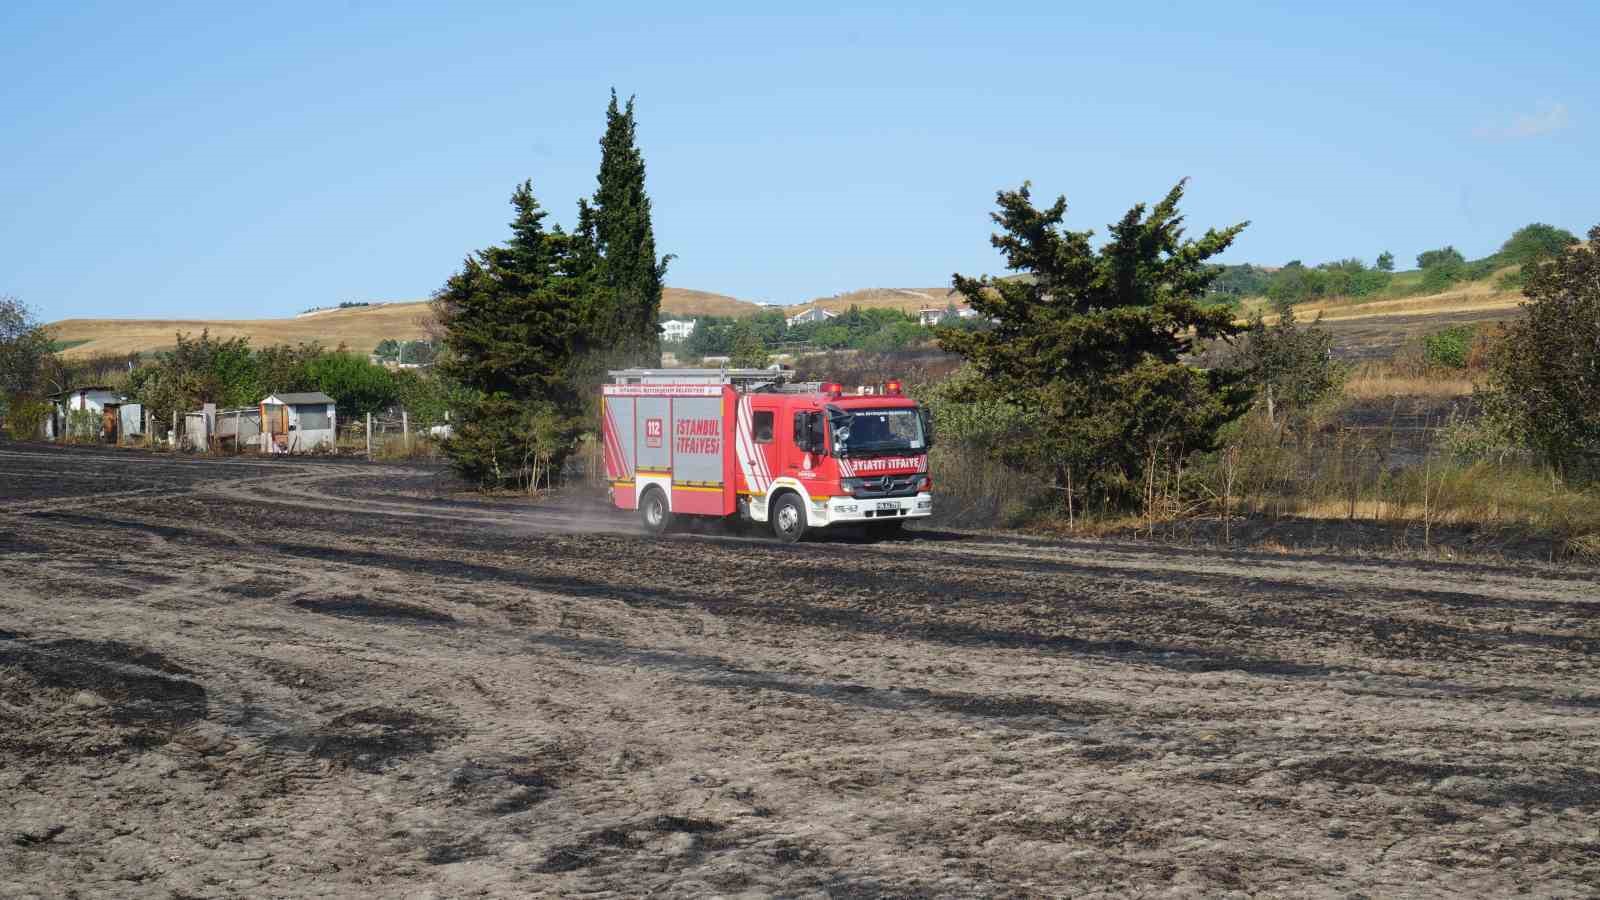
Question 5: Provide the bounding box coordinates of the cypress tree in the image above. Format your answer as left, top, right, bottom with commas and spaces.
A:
591, 90, 671, 367
437, 181, 588, 488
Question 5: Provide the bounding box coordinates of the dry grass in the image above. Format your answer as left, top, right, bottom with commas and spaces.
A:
1239, 462, 1600, 536
1272, 274, 1524, 324
47, 302, 437, 359
1342, 367, 1475, 400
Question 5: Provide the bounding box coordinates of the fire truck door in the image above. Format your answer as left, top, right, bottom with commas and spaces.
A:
783, 409, 819, 475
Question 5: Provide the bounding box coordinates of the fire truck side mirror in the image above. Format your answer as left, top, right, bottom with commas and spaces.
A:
919, 406, 935, 450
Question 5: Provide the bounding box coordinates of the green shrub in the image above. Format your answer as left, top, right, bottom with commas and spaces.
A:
1417, 247, 1465, 269
3, 396, 49, 439
65, 408, 101, 442
1422, 326, 1475, 368
1500, 223, 1578, 266
1419, 260, 1465, 293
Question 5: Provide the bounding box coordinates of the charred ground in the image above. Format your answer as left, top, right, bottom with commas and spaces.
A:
1, 443, 1597, 897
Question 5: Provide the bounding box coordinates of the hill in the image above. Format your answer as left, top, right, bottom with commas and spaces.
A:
659, 288, 763, 318
46, 287, 758, 359
782, 287, 962, 317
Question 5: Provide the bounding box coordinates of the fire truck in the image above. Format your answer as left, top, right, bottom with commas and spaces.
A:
601, 368, 935, 541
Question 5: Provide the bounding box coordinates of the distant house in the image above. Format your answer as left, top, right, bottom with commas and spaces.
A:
46, 387, 141, 443
786, 306, 838, 327
661, 319, 697, 342
918, 306, 982, 327
260, 392, 337, 453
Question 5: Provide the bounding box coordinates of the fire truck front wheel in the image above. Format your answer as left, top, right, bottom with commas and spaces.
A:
770, 493, 808, 543
639, 487, 673, 536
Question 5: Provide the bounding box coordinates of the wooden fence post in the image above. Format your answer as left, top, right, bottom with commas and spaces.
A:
366, 412, 373, 460
402, 411, 410, 453
171, 411, 178, 451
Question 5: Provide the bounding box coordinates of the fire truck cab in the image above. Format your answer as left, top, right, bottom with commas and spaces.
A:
601, 368, 934, 542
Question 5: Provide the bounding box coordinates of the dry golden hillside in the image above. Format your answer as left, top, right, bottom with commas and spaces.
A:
785, 287, 962, 317
47, 287, 758, 359
47, 302, 437, 360
659, 288, 762, 318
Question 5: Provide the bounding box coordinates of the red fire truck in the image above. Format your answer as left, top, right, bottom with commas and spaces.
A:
601, 368, 934, 541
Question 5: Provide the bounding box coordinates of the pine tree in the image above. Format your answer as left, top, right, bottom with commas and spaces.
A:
938, 180, 1254, 512
591, 91, 671, 367
436, 181, 588, 488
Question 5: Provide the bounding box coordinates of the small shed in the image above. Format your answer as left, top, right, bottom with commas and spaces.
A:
47, 387, 140, 443
260, 392, 337, 453
182, 403, 262, 451
213, 406, 263, 450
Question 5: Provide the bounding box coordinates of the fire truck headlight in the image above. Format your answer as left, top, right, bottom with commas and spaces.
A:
836, 503, 858, 513
917, 499, 932, 509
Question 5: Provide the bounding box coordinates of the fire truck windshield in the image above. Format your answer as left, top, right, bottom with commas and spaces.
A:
826, 406, 925, 456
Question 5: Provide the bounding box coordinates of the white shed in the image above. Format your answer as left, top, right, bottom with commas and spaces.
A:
260, 392, 337, 453
47, 387, 140, 443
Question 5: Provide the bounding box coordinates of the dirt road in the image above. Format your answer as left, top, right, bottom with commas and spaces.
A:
2, 444, 1597, 897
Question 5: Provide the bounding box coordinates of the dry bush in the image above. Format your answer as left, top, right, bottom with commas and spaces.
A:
373, 434, 441, 461
1191, 409, 1600, 551
926, 444, 1046, 529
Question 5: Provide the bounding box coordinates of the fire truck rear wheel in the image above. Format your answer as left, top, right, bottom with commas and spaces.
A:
770, 493, 807, 543
640, 487, 673, 536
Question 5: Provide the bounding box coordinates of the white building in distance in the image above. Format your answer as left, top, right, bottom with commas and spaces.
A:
785, 306, 838, 327
661, 319, 698, 342
918, 306, 983, 327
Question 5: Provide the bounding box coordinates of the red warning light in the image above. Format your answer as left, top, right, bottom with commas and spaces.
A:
884, 380, 903, 396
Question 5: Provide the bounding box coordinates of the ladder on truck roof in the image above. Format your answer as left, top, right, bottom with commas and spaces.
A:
607, 368, 817, 393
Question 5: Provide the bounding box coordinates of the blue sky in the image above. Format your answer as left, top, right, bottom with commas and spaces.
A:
2, 1, 1594, 322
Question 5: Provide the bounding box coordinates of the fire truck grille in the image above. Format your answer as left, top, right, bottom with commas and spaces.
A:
843, 474, 921, 499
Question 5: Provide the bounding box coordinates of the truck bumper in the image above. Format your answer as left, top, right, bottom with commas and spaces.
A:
809, 492, 933, 528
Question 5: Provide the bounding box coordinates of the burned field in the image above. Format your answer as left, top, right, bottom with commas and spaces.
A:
2, 444, 1598, 897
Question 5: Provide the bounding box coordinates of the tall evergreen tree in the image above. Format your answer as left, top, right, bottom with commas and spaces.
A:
938, 180, 1253, 511
590, 91, 671, 367
436, 181, 589, 488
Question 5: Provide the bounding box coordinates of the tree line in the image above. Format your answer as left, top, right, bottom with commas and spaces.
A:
668, 305, 988, 362
1208, 222, 1580, 310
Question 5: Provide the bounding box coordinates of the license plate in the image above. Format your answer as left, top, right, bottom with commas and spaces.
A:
876, 501, 900, 511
